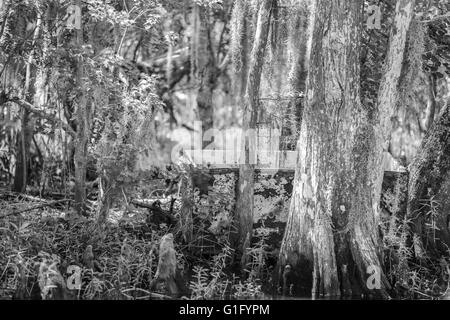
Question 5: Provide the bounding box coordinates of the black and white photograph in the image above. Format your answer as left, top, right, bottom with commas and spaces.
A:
0, 0, 449, 309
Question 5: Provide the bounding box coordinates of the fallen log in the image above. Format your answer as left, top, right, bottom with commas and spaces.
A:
131, 199, 177, 226
0, 199, 71, 218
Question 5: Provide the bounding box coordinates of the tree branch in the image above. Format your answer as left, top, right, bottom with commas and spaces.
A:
6, 97, 76, 137
421, 12, 450, 23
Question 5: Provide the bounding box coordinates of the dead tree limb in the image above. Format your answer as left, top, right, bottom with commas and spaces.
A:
0, 199, 71, 218
131, 199, 177, 226
4, 97, 76, 137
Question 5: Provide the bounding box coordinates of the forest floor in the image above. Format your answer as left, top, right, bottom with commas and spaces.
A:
0, 188, 276, 300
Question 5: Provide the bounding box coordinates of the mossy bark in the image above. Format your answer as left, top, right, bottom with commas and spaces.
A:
278, 0, 390, 298
13, 8, 43, 192
235, 0, 274, 267
371, 0, 415, 219
407, 102, 450, 256
73, 0, 89, 216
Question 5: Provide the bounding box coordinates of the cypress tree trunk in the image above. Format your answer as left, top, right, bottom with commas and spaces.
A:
230, 0, 249, 125
191, 4, 218, 141
73, 0, 89, 216
13, 8, 43, 192
370, 0, 415, 219
285, 1, 310, 140
235, 0, 273, 267
195, 5, 215, 137
424, 74, 437, 131
13, 110, 32, 192
278, 0, 390, 298
407, 101, 450, 257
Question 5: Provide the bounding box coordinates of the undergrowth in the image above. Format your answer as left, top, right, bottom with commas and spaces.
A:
381, 177, 450, 299
0, 166, 272, 300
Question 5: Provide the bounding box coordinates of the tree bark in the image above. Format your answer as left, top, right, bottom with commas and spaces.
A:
13, 8, 43, 192
7, 98, 76, 137
278, 0, 390, 298
96, 173, 112, 226
192, 5, 226, 144
230, 0, 249, 125
285, 1, 310, 143
13, 110, 32, 192
425, 74, 437, 131
407, 101, 450, 256
73, 0, 89, 216
370, 0, 416, 219
235, 0, 273, 267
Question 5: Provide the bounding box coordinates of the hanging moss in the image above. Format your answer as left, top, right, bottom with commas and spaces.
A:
397, 17, 426, 113
230, 0, 247, 72
285, 1, 310, 89
264, 1, 289, 90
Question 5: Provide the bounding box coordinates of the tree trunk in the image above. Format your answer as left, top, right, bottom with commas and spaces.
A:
407, 101, 450, 257
235, 0, 273, 267
73, 0, 89, 216
425, 74, 437, 131
370, 0, 415, 219
13, 8, 43, 192
13, 110, 32, 192
97, 174, 112, 226
191, 4, 214, 140
285, 1, 310, 143
278, 0, 390, 298
230, 0, 249, 125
